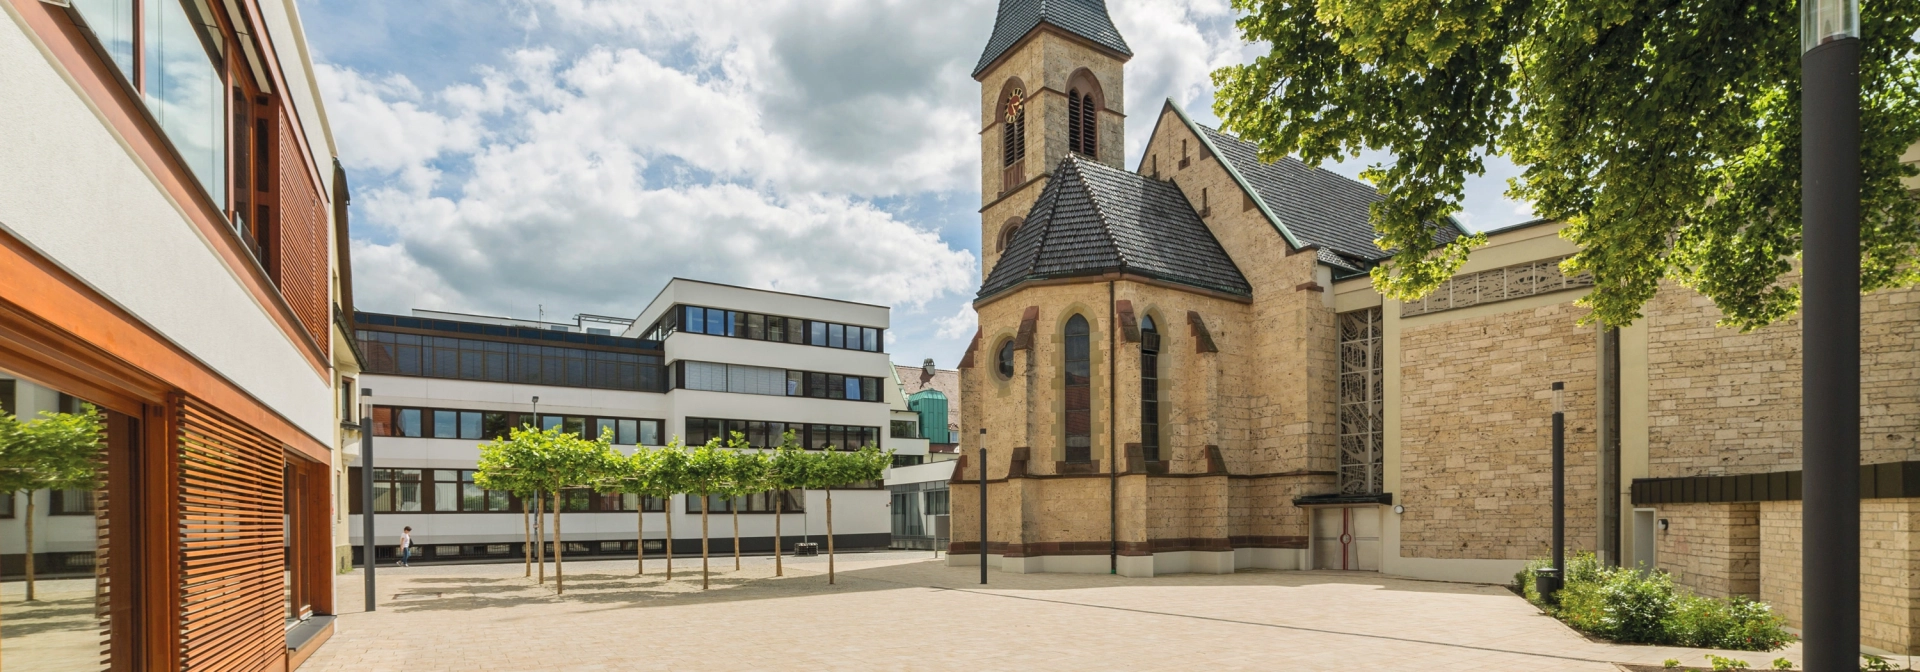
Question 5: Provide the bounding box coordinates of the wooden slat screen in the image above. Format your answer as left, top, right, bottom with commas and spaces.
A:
177, 399, 285, 671
274, 112, 330, 356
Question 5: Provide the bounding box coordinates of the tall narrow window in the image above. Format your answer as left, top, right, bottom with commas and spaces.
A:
1339, 308, 1384, 494
1140, 316, 1160, 461
1064, 315, 1091, 463
1068, 89, 1083, 156
1078, 92, 1096, 157
1002, 88, 1026, 167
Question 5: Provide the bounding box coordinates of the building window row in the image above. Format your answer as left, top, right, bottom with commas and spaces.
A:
356, 330, 665, 392
685, 490, 807, 514
683, 417, 881, 452
350, 467, 669, 514
671, 361, 883, 402
644, 305, 883, 353
369, 406, 663, 446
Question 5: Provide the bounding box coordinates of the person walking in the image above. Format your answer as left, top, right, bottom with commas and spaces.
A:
399, 526, 414, 567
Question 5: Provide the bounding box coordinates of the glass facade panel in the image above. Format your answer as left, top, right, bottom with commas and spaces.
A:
433, 410, 457, 438
145, 0, 225, 207
399, 409, 422, 438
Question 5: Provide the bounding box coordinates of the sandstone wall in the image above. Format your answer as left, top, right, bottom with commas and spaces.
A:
1398, 299, 1598, 560
1653, 502, 1759, 598
1759, 499, 1920, 654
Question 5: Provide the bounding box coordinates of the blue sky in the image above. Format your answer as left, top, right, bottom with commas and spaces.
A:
300, 0, 1536, 370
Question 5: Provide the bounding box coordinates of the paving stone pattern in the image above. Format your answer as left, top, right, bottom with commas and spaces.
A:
302, 551, 1819, 671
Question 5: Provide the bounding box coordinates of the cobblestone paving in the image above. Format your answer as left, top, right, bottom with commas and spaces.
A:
304, 551, 1810, 671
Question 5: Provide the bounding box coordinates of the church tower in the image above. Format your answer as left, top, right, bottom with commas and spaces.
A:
974, 0, 1132, 279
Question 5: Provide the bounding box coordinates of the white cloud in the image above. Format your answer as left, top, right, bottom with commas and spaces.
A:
935, 303, 977, 340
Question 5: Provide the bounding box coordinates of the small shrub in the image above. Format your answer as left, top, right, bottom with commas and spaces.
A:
1556, 562, 1675, 643
1517, 552, 1793, 652
1861, 654, 1893, 671
1668, 594, 1793, 651
1769, 658, 1792, 670
1707, 654, 1750, 671
1664, 659, 1682, 669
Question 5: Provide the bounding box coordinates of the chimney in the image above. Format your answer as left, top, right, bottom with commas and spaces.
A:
922, 358, 936, 378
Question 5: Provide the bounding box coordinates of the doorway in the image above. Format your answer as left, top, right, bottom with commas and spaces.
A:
1632, 509, 1657, 573
1312, 507, 1381, 571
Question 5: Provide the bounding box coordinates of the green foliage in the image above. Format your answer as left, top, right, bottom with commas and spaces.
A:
724, 432, 769, 499
1707, 655, 1751, 672
765, 430, 813, 494
0, 409, 105, 495
682, 437, 731, 498
1213, 0, 1920, 330
1861, 653, 1895, 671
1770, 657, 1793, 670
804, 443, 891, 491
475, 425, 617, 497
1665, 660, 1683, 670
1520, 552, 1793, 652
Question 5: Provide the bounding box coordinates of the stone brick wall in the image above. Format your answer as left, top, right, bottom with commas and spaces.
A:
1759, 499, 1920, 654
1653, 502, 1759, 599
1646, 283, 1920, 478
1398, 300, 1598, 560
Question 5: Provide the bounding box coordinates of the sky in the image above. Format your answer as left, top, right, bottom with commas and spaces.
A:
299, 0, 1538, 370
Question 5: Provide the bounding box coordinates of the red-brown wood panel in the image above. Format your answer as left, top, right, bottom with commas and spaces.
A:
274, 111, 330, 357
176, 399, 286, 671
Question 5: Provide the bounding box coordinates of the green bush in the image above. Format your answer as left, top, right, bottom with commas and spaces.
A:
1517, 552, 1793, 652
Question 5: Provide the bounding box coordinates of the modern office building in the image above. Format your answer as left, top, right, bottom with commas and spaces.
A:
1, 0, 347, 668
348, 279, 908, 563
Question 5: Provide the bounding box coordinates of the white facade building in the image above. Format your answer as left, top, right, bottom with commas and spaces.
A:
348, 279, 912, 563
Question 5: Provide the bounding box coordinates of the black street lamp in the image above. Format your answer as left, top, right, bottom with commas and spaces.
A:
1536, 382, 1566, 602
978, 428, 988, 585
359, 388, 376, 612
1801, 0, 1862, 667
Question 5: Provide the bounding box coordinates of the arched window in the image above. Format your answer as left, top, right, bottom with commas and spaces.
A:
997, 339, 1015, 379
1067, 89, 1097, 158
1064, 315, 1091, 463
1002, 87, 1027, 167
998, 219, 1023, 252
1140, 315, 1160, 461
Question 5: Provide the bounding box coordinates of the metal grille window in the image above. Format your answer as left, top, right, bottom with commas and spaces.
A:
1140, 316, 1161, 461
1064, 315, 1092, 463
1339, 309, 1385, 495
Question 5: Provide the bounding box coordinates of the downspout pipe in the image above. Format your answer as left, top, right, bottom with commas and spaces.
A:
1109, 281, 1118, 574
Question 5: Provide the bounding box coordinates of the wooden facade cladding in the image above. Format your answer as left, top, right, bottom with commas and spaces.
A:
177, 399, 287, 671
274, 115, 331, 353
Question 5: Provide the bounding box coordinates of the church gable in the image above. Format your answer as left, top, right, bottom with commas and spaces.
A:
979, 156, 1252, 301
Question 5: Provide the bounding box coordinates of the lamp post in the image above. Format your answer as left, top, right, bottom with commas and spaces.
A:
979, 428, 987, 585
1536, 382, 1566, 602
359, 388, 376, 612
1801, 0, 1862, 667
531, 395, 540, 428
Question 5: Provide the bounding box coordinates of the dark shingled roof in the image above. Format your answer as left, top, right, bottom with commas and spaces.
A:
973, 0, 1132, 78
980, 155, 1252, 300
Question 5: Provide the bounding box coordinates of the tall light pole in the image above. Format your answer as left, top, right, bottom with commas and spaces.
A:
1801, 0, 1861, 667
359, 388, 376, 612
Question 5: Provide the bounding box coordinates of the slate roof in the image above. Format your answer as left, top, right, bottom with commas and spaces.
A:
973, 0, 1132, 78
980, 155, 1252, 300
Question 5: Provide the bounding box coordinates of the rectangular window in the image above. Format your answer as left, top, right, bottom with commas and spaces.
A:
892, 420, 919, 439
0, 492, 13, 519
766, 315, 783, 342
732, 311, 747, 338
787, 370, 803, 396
459, 411, 483, 440
809, 372, 827, 398
433, 410, 458, 438
51, 489, 95, 515
595, 418, 618, 443
787, 318, 805, 344
684, 306, 705, 334
433, 469, 458, 512
372, 469, 424, 512
145, 0, 227, 207
640, 419, 661, 446
843, 376, 860, 400
925, 490, 950, 515
863, 327, 878, 352
706, 309, 726, 336
399, 408, 423, 438
810, 321, 827, 346
617, 419, 638, 445
372, 406, 395, 437
747, 313, 765, 339
829, 324, 845, 348
828, 374, 846, 400
482, 412, 512, 439
865, 377, 881, 402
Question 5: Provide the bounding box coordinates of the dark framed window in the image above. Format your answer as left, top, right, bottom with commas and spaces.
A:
1002, 91, 1026, 166
1141, 315, 1161, 461
433, 410, 457, 438
686, 490, 804, 514
1064, 315, 1092, 463
398, 408, 422, 437
355, 330, 662, 392
432, 470, 512, 512
891, 419, 919, 439
0, 492, 13, 519
810, 321, 827, 346
50, 489, 95, 516
925, 490, 950, 515
370, 469, 424, 512
997, 340, 1015, 379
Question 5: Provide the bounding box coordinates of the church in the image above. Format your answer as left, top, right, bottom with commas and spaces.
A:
949, 0, 1920, 655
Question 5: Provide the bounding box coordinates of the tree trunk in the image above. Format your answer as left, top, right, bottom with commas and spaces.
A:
25, 492, 36, 601
535, 491, 545, 584
732, 505, 741, 571
826, 488, 835, 586
637, 501, 645, 575
700, 494, 710, 590
665, 501, 674, 580
553, 491, 564, 595
522, 497, 531, 577
774, 491, 783, 577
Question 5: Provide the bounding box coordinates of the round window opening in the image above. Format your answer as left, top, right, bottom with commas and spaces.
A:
996, 340, 1015, 378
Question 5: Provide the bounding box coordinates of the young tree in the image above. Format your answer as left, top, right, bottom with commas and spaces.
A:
0, 409, 104, 600
476, 426, 546, 581
543, 431, 616, 595
764, 430, 811, 577
682, 438, 730, 590
1211, 0, 1920, 329
650, 440, 691, 580
723, 434, 768, 572
808, 443, 892, 585
598, 446, 660, 575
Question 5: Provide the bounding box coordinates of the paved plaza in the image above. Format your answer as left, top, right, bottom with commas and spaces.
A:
299, 551, 1829, 671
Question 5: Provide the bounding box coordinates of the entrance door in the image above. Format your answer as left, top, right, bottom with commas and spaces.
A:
1312, 507, 1381, 571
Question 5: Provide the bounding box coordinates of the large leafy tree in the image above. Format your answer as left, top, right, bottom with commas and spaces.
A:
1212, 0, 1920, 328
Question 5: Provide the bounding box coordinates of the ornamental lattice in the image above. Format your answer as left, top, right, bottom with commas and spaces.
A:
1339, 308, 1384, 495
1399, 255, 1593, 317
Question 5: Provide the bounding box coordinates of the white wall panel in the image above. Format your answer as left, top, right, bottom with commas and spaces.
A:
0, 17, 330, 442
